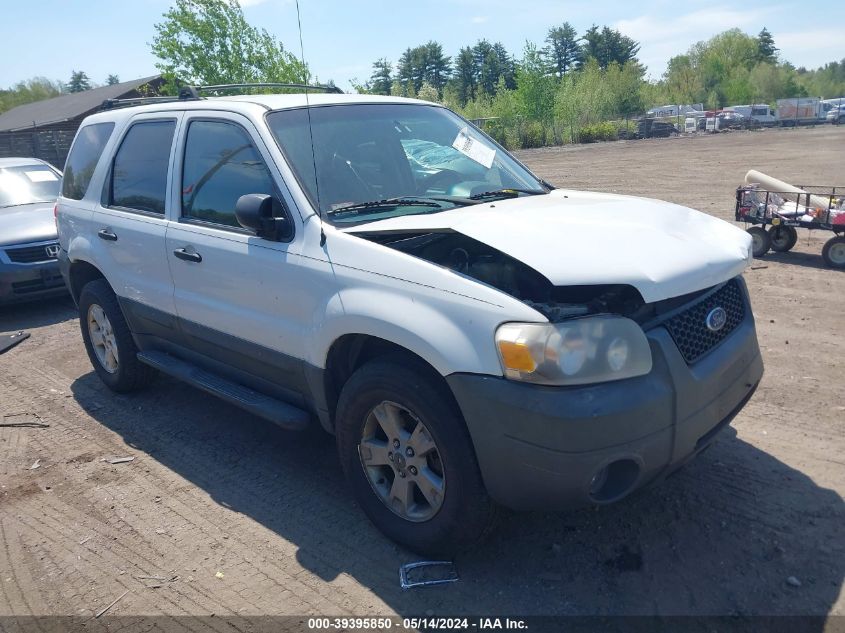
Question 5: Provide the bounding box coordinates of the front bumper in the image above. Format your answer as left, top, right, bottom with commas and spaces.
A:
447, 277, 763, 511
0, 243, 66, 305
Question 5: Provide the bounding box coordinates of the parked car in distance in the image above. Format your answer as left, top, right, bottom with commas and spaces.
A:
57, 89, 763, 555
717, 110, 746, 129
826, 105, 844, 123
0, 157, 65, 304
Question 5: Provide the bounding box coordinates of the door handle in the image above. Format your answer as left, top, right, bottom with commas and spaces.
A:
97, 228, 118, 241
173, 247, 202, 263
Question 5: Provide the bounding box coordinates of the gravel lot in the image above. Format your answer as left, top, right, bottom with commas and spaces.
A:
1, 126, 843, 621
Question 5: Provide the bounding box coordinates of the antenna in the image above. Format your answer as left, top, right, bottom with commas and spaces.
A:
294, 0, 326, 247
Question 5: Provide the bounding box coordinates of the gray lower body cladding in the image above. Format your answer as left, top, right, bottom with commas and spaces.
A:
447, 281, 763, 511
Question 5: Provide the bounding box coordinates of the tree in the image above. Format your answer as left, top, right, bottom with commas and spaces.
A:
663, 54, 704, 104
516, 42, 556, 123
369, 58, 392, 95
106, 74, 120, 86
396, 47, 423, 93
554, 59, 614, 142
452, 46, 477, 104
750, 62, 802, 101
796, 58, 845, 97
424, 41, 452, 94
472, 40, 513, 97
756, 28, 778, 64
606, 62, 645, 117
492, 42, 516, 90
67, 70, 91, 93
475, 41, 498, 96
0, 77, 63, 114
543, 23, 582, 78
663, 29, 764, 107
150, 0, 307, 90
582, 26, 640, 70
395, 41, 451, 95
417, 82, 439, 103
701, 29, 759, 74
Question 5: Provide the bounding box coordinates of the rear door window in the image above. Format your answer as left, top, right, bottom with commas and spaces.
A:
180, 119, 274, 227
62, 122, 114, 200
108, 120, 176, 215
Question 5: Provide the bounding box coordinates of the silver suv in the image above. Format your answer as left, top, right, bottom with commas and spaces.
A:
57, 87, 763, 555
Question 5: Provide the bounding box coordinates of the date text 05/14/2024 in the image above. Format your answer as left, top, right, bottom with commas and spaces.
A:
306, 617, 528, 630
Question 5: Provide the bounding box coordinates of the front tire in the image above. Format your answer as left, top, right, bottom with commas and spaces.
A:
78, 279, 156, 392
335, 357, 495, 556
747, 226, 771, 257
769, 225, 798, 252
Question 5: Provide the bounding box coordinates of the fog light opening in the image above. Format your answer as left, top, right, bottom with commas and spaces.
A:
589, 466, 609, 497
589, 459, 641, 503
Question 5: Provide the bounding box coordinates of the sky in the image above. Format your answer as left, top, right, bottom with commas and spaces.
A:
1, 0, 843, 92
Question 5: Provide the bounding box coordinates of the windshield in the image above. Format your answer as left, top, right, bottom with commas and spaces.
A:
0, 164, 61, 208
266, 103, 545, 225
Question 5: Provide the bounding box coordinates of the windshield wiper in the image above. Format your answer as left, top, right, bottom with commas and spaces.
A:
468, 188, 548, 201
326, 196, 479, 216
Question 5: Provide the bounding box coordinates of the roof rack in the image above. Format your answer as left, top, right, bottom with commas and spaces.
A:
100, 91, 200, 111
197, 82, 344, 95
99, 82, 342, 111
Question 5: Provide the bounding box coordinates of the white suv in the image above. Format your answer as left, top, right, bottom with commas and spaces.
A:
57, 89, 763, 555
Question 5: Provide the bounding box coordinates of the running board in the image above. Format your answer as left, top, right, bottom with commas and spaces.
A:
137, 350, 310, 431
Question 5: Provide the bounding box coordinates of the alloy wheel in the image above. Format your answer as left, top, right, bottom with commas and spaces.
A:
87, 304, 119, 373
358, 400, 446, 522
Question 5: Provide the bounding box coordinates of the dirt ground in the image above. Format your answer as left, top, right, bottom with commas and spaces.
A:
1, 126, 843, 622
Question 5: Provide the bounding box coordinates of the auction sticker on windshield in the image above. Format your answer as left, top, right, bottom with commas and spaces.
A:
25, 171, 58, 182
452, 127, 496, 169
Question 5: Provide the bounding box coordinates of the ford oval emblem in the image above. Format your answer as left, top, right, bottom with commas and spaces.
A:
706, 307, 728, 332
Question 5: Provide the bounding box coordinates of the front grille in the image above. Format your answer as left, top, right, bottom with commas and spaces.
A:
5, 243, 59, 263
664, 279, 745, 364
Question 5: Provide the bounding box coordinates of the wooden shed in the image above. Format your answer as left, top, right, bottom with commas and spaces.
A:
0, 75, 164, 168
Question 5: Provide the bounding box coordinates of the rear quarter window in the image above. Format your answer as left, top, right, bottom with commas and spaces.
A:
62, 122, 114, 200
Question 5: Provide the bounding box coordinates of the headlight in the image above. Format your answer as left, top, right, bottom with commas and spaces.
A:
495, 316, 652, 386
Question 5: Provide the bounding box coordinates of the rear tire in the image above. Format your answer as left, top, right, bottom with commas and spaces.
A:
335, 356, 496, 556
747, 226, 771, 257
78, 279, 156, 392
822, 236, 845, 269
769, 225, 798, 252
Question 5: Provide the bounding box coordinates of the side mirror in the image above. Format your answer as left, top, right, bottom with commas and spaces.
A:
235, 194, 290, 241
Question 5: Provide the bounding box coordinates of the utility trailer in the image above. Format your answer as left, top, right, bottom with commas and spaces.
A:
736, 184, 845, 268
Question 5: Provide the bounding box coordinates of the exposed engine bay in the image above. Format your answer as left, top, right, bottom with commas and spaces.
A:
357, 230, 654, 322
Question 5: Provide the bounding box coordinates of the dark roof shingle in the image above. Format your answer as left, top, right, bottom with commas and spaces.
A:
0, 75, 162, 132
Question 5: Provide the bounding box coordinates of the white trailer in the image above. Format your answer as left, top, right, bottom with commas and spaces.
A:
724, 104, 777, 125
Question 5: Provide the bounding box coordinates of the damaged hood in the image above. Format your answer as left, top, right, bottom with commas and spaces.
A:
345, 189, 752, 303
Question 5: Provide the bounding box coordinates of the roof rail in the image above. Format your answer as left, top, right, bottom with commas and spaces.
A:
197, 82, 344, 95
99, 82, 342, 111
101, 87, 201, 111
